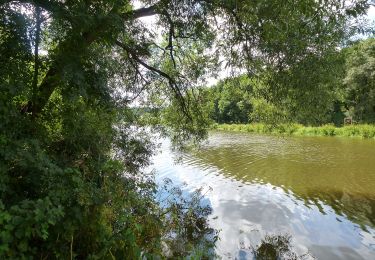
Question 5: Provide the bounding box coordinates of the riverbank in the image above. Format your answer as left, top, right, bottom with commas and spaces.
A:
213, 123, 375, 139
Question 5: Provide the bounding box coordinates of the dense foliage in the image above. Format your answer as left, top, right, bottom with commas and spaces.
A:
204, 75, 253, 124
205, 38, 375, 126
344, 38, 375, 123
0, 0, 371, 258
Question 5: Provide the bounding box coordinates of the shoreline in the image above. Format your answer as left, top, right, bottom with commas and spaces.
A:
212, 123, 375, 139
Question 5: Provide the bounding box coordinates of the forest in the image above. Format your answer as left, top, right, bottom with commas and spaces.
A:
0, 0, 374, 259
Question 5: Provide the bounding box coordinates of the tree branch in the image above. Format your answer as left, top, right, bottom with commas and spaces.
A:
4, 0, 72, 22
165, 12, 177, 69
128, 5, 157, 19
19, 0, 170, 116
32, 5, 41, 115
122, 0, 169, 20
5, 0, 166, 25
115, 40, 191, 120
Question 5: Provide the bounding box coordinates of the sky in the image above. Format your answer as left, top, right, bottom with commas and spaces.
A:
368, 4, 375, 23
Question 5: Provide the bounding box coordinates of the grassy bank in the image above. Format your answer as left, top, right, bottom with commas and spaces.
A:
213, 123, 375, 139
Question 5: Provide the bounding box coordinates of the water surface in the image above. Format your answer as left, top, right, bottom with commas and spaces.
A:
152, 131, 375, 259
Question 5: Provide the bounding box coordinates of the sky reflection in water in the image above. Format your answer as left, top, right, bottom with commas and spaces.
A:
151, 132, 375, 259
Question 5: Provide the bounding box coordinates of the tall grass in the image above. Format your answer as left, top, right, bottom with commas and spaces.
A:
213, 123, 375, 139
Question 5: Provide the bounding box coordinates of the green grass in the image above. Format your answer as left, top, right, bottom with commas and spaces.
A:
213, 123, 375, 139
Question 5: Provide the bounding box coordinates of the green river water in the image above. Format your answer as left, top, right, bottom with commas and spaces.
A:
152, 131, 375, 259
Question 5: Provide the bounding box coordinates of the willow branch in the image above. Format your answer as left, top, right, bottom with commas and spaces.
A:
115, 40, 191, 120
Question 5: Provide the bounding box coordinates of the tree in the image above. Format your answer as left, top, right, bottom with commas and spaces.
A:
207, 75, 253, 124
344, 38, 375, 123
0, 0, 371, 258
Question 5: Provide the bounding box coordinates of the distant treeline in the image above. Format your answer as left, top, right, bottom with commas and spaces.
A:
202, 38, 375, 126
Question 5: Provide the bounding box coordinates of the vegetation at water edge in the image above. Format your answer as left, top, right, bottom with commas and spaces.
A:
214, 123, 375, 139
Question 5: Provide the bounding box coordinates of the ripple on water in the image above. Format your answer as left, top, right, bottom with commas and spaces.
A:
151, 132, 375, 259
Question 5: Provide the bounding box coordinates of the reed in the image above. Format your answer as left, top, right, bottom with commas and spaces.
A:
213, 123, 375, 139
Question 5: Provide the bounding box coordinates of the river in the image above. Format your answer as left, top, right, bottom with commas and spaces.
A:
151, 131, 375, 259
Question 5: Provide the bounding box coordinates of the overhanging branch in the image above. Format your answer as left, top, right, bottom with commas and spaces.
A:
5, 0, 167, 24
4, 0, 72, 22
122, 0, 169, 20
115, 40, 191, 120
